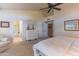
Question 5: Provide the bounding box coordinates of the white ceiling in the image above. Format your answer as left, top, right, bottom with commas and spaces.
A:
0, 3, 48, 10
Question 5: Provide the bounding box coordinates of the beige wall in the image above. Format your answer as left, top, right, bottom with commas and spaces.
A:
45, 4, 79, 38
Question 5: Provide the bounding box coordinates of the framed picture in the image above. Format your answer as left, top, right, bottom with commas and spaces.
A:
64, 19, 79, 31
0, 21, 10, 28
27, 24, 34, 30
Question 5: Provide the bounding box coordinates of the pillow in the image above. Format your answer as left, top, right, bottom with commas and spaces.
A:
0, 38, 8, 41
71, 39, 79, 48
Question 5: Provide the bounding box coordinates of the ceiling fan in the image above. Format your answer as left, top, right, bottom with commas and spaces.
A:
40, 3, 63, 14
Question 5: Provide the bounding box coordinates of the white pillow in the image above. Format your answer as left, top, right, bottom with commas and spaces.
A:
1, 38, 8, 41
72, 40, 79, 47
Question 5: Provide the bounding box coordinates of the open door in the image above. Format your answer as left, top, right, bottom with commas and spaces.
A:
14, 20, 22, 37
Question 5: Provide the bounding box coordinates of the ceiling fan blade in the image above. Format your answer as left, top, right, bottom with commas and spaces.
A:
48, 8, 52, 13
40, 7, 49, 10
54, 3, 63, 6
53, 7, 61, 11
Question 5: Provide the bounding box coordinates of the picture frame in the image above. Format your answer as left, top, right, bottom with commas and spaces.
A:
27, 24, 34, 30
0, 21, 10, 28
64, 19, 79, 31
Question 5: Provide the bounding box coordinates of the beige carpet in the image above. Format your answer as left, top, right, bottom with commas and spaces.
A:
0, 37, 42, 56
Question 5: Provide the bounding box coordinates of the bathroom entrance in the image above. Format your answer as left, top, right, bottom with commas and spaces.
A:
13, 20, 23, 42
14, 20, 22, 37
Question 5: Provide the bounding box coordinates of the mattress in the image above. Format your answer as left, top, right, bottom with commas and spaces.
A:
33, 36, 76, 56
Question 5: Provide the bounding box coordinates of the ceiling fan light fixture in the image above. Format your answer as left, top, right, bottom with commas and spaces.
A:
40, 3, 63, 14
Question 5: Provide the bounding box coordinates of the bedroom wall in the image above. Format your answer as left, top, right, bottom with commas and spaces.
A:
0, 10, 43, 37
44, 4, 79, 38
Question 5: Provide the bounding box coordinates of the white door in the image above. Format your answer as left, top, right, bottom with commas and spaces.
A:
42, 23, 48, 38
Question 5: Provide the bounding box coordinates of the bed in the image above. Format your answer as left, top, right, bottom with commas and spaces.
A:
33, 36, 79, 56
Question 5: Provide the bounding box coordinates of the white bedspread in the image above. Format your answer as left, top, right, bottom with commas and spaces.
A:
33, 36, 76, 56
65, 39, 79, 56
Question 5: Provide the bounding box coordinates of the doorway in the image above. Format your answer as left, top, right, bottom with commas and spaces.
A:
48, 23, 53, 37
42, 21, 53, 38
14, 20, 22, 37
13, 20, 23, 42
